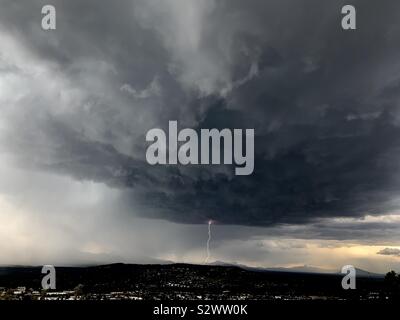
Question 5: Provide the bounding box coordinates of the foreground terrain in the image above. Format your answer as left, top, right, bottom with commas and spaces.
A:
0, 263, 393, 300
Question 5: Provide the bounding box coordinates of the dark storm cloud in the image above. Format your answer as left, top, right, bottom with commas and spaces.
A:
2, 0, 400, 227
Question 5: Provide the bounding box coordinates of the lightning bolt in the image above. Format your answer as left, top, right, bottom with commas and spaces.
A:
205, 220, 212, 264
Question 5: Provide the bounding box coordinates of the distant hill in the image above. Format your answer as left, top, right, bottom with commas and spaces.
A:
209, 261, 384, 278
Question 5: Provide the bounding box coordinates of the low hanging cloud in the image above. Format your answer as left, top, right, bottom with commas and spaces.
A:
377, 248, 400, 257
1, 0, 400, 228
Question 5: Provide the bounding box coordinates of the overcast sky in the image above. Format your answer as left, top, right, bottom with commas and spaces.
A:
1, 0, 400, 273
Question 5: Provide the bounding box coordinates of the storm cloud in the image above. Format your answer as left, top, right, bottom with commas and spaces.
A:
2, 0, 400, 228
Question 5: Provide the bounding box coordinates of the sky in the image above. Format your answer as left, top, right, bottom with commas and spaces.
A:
0, 0, 400, 273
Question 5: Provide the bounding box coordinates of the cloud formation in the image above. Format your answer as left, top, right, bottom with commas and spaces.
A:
1, 0, 400, 229
377, 248, 400, 257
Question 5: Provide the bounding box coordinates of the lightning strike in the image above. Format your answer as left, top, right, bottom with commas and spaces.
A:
205, 220, 213, 264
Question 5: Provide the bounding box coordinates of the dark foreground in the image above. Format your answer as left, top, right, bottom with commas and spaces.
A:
0, 263, 397, 301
